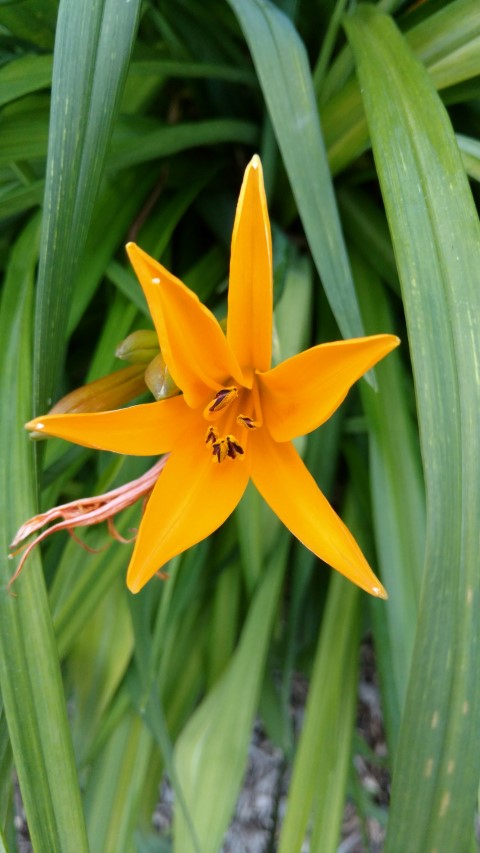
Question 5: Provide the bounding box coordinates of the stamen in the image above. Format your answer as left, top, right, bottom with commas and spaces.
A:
226, 435, 244, 460
212, 439, 228, 463
206, 386, 238, 414
237, 415, 258, 430
205, 425, 219, 445
203, 385, 255, 462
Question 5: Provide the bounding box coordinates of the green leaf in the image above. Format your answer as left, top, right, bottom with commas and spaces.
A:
407, 0, 480, 91
353, 249, 425, 748
0, 706, 13, 839
67, 169, 153, 334
51, 517, 137, 661
109, 118, 258, 170
323, 0, 480, 175
34, 0, 142, 413
0, 107, 49, 165
0, 0, 57, 49
173, 543, 287, 853
69, 578, 134, 762
345, 7, 480, 851
0, 216, 89, 853
457, 133, 480, 182
84, 710, 156, 853
0, 54, 53, 107
226, 0, 367, 343
278, 575, 360, 853
128, 58, 255, 85
0, 831, 8, 853
0, 179, 44, 221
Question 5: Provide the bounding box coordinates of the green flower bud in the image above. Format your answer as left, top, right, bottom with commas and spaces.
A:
115, 329, 160, 364
144, 353, 178, 400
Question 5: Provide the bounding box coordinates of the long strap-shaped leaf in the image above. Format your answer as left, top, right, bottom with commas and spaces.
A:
345, 8, 480, 851
34, 0, 142, 414
0, 218, 89, 853
354, 251, 425, 748
279, 576, 360, 853
226, 0, 367, 343
173, 541, 287, 853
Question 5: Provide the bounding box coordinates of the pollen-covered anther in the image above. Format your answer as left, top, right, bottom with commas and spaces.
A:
226, 435, 244, 460
205, 386, 239, 415
212, 439, 228, 463
237, 415, 258, 430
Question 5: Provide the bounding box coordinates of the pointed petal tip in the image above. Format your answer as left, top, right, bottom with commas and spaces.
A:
25, 418, 46, 434
127, 573, 142, 594
126, 242, 151, 270
25, 419, 42, 430
25, 418, 50, 441
378, 333, 401, 360
125, 241, 138, 260
228, 152, 272, 371
126, 557, 148, 594
371, 581, 388, 600
373, 332, 401, 353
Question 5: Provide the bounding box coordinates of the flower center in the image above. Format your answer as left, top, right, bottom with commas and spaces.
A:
203, 382, 261, 463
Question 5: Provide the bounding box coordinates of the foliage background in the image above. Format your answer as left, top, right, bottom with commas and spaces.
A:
1, 0, 479, 851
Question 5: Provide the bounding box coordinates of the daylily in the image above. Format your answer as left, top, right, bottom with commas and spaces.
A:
26, 155, 399, 596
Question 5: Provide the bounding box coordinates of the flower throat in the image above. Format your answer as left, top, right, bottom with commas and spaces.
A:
203, 384, 260, 463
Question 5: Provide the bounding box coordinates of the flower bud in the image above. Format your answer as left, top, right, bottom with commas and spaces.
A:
48, 364, 147, 415
144, 353, 178, 400
115, 330, 159, 364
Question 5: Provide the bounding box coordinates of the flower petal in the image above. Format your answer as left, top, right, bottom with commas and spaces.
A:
126, 243, 244, 408
227, 155, 273, 373
25, 395, 190, 455
258, 334, 400, 441
127, 426, 250, 592
251, 430, 387, 598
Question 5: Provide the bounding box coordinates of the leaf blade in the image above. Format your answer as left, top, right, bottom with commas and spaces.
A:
345, 8, 480, 850
34, 0, 142, 413
173, 543, 287, 853
0, 217, 89, 853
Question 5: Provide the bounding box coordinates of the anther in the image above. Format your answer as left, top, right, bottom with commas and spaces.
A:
237, 415, 258, 430
212, 439, 228, 463
226, 435, 244, 460
205, 425, 218, 445
206, 387, 238, 414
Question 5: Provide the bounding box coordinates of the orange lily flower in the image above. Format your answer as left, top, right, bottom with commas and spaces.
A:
26, 155, 399, 596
